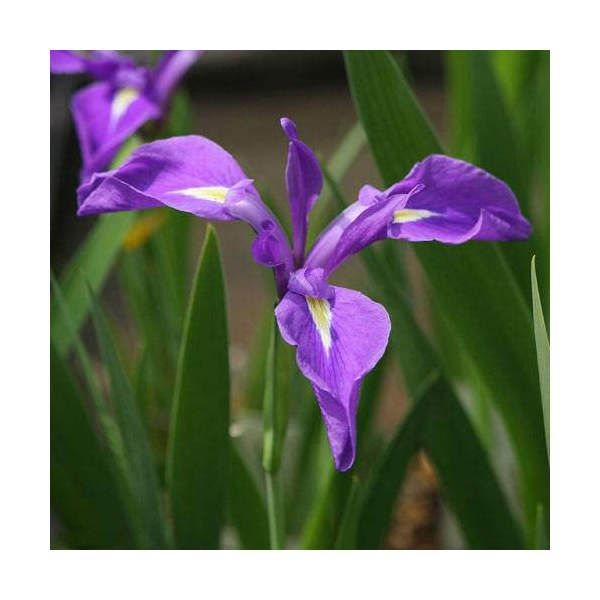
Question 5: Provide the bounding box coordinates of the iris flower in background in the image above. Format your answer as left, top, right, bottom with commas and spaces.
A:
50, 50, 202, 182
77, 118, 532, 471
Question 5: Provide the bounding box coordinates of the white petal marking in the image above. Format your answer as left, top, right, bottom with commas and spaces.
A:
111, 86, 139, 122
306, 296, 332, 354
393, 208, 436, 223
168, 186, 229, 203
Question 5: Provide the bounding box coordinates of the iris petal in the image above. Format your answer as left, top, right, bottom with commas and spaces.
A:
281, 117, 323, 266
275, 284, 390, 471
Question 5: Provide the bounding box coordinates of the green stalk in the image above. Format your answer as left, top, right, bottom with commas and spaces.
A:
262, 314, 287, 549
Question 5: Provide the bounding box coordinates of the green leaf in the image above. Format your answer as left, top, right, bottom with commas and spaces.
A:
228, 443, 270, 549
344, 50, 548, 543
88, 286, 168, 549
531, 256, 550, 455
51, 135, 143, 357
51, 213, 136, 356
166, 225, 230, 549
357, 376, 524, 549
262, 315, 287, 549
51, 344, 137, 549
51, 273, 127, 474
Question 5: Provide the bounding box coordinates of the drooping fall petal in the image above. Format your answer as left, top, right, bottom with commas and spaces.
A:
275, 277, 390, 471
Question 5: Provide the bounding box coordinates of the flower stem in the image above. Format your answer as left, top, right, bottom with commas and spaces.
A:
265, 471, 285, 549
262, 313, 287, 549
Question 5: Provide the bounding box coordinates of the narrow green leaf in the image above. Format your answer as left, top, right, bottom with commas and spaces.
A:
228, 443, 270, 549
51, 213, 136, 355
88, 286, 168, 549
531, 256, 550, 455
358, 375, 524, 549
344, 50, 548, 543
356, 380, 430, 549
51, 135, 143, 356
262, 315, 287, 549
51, 344, 137, 549
166, 225, 230, 549
534, 503, 550, 550
51, 273, 127, 474
334, 476, 362, 550
422, 378, 525, 549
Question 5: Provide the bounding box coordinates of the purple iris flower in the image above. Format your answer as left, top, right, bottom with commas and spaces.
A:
50, 50, 202, 182
76, 118, 531, 471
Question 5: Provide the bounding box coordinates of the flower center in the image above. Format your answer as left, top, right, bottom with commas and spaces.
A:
306, 296, 332, 353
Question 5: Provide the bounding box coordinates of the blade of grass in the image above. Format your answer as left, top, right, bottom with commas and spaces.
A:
531, 256, 550, 456
262, 315, 286, 549
51, 135, 143, 356
357, 375, 524, 549
50, 273, 126, 473
88, 285, 168, 549
166, 225, 230, 549
228, 442, 270, 549
50, 344, 137, 549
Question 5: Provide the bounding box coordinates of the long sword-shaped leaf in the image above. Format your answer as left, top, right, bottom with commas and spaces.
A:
228, 443, 270, 549
357, 375, 524, 549
344, 50, 548, 543
50, 344, 137, 549
166, 225, 230, 549
88, 287, 168, 549
51, 136, 142, 356
531, 256, 550, 455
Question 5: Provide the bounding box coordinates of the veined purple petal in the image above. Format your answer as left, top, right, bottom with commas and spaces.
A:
72, 82, 161, 182
304, 184, 385, 273
387, 154, 532, 243
151, 51, 203, 105
306, 154, 531, 275
77, 135, 294, 293
275, 282, 390, 471
281, 118, 323, 266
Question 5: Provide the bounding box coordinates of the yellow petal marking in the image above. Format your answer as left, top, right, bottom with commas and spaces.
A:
111, 86, 139, 121
306, 296, 332, 354
393, 208, 435, 223
169, 186, 229, 204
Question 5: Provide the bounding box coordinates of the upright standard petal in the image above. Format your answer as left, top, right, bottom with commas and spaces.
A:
275, 277, 390, 471
72, 82, 161, 181
281, 118, 323, 266
387, 154, 532, 243
151, 51, 203, 105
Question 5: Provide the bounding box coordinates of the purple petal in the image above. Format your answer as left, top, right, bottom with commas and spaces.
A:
77, 135, 294, 293
78, 135, 251, 217
50, 51, 87, 73
281, 118, 323, 266
387, 154, 532, 243
72, 82, 160, 181
275, 282, 390, 470
306, 154, 532, 275
304, 184, 387, 274
50, 50, 133, 80
151, 51, 203, 105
